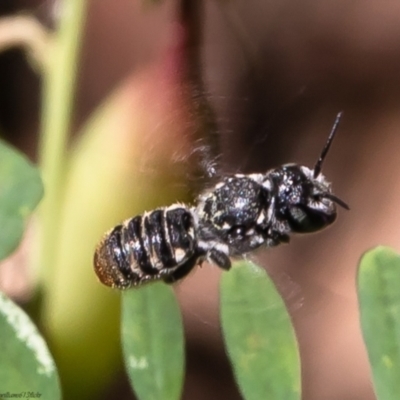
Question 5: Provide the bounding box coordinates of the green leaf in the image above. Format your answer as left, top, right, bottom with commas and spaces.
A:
0, 140, 43, 260
121, 283, 184, 400
0, 291, 61, 398
358, 246, 400, 400
220, 261, 301, 400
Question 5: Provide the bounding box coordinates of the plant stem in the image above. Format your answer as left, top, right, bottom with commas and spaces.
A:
37, 0, 88, 287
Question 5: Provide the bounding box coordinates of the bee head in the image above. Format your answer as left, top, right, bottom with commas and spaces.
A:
274, 113, 349, 234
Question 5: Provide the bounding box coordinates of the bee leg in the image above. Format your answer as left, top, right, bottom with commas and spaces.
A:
207, 249, 231, 271
162, 256, 200, 284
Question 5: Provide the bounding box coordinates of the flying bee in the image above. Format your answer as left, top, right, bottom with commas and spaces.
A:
94, 113, 349, 289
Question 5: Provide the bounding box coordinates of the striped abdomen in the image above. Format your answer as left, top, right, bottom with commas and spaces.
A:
94, 206, 199, 289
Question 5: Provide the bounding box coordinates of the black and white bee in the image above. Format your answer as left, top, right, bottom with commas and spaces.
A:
94, 113, 349, 289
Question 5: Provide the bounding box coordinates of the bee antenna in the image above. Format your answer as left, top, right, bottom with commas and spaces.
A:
313, 112, 343, 178
324, 192, 350, 210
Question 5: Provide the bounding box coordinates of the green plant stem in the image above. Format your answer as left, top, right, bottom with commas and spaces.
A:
37, 0, 88, 287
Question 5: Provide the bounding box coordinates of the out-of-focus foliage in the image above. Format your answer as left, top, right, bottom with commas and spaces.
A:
220, 260, 301, 400
2, 0, 398, 399
358, 246, 400, 400
0, 140, 43, 261
0, 291, 61, 399
122, 284, 184, 400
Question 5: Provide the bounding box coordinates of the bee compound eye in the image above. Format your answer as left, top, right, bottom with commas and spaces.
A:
287, 205, 336, 233
288, 206, 307, 226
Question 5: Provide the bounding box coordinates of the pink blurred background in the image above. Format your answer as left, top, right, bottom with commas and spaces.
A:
3, 1, 400, 399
